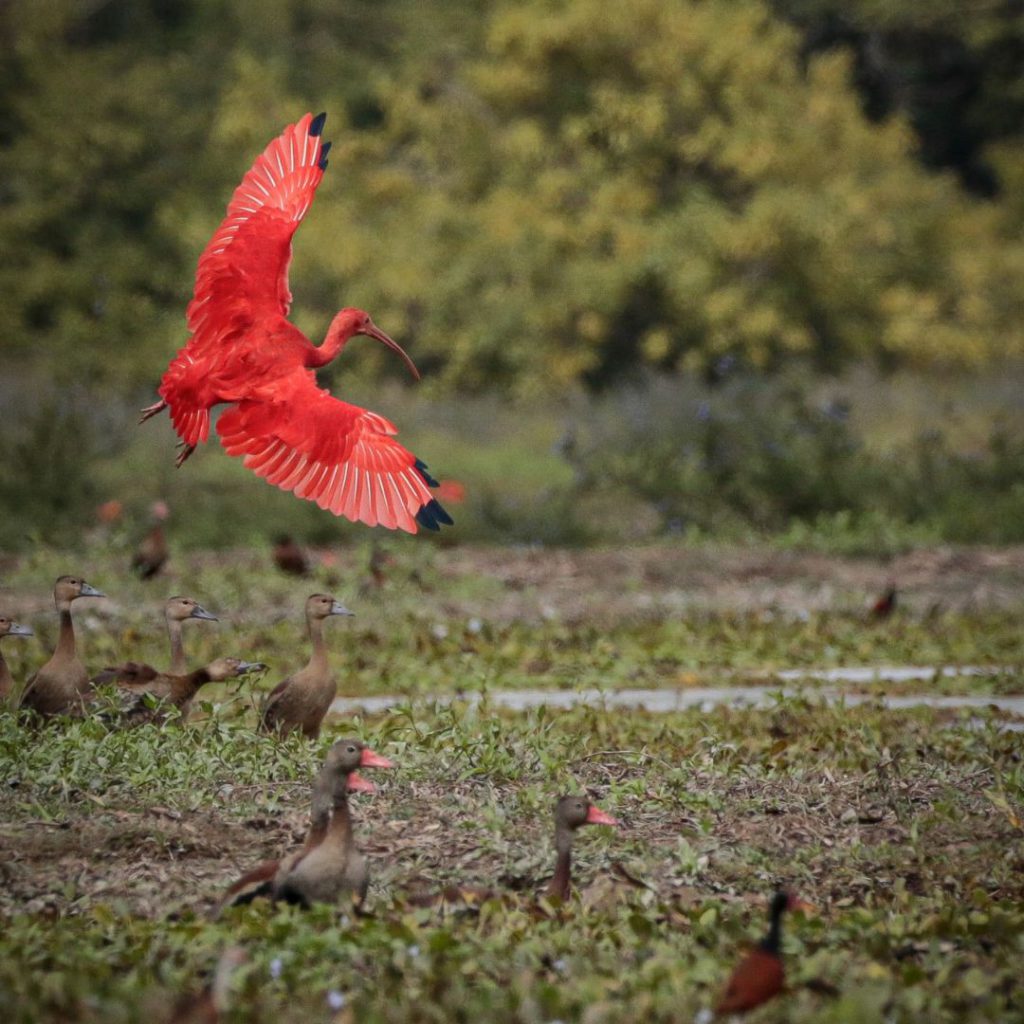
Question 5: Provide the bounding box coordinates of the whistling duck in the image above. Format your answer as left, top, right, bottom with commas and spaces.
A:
870, 582, 898, 620
545, 794, 618, 903
272, 534, 310, 576
18, 575, 105, 717
115, 657, 265, 726
715, 891, 802, 1016
0, 616, 33, 702
275, 737, 392, 909
132, 500, 170, 579
223, 738, 391, 910
169, 946, 247, 1024
221, 742, 340, 908
407, 793, 617, 911
259, 594, 354, 739
368, 541, 394, 588
92, 595, 218, 687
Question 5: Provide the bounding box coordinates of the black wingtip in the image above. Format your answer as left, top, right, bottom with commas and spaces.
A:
416, 498, 454, 531
414, 458, 440, 488
317, 140, 332, 171
309, 111, 327, 137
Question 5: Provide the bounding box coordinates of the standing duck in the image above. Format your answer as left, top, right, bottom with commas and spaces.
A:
222, 742, 340, 908
92, 595, 218, 687
0, 616, 33, 702
18, 575, 105, 717
715, 891, 802, 1016
132, 500, 170, 580
275, 737, 392, 909
259, 594, 353, 739
115, 657, 265, 726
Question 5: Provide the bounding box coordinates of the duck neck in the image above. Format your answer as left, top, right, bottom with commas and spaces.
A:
167, 618, 186, 674
176, 667, 213, 702
304, 769, 334, 851
325, 778, 355, 855
55, 604, 76, 660
547, 825, 573, 901
307, 614, 329, 672
760, 907, 785, 955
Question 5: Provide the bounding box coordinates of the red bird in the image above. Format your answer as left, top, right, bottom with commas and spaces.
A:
141, 112, 452, 534
870, 582, 898, 620
715, 891, 802, 1016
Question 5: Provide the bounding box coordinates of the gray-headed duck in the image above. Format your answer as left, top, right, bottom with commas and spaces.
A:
259, 594, 353, 739
18, 575, 105, 717
0, 616, 33, 702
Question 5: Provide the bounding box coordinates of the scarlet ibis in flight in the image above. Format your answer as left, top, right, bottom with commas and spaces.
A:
715, 891, 804, 1016
141, 112, 452, 534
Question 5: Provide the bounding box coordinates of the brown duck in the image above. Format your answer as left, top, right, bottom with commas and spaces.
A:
406, 793, 617, 911
544, 794, 618, 903
272, 534, 310, 577
221, 743, 341, 908
274, 738, 392, 909
132, 500, 170, 580
0, 616, 33, 702
259, 594, 353, 739
18, 575, 105, 717
223, 738, 392, 910
115, 657, 265, 726
92, 595, 218, 687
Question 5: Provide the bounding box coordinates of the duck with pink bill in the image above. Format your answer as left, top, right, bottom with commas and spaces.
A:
274, 739, 393, 909
545, 795, 619, 903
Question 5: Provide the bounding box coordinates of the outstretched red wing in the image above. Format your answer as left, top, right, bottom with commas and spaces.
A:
186, 112, 330, 358
216, 372, 439, 533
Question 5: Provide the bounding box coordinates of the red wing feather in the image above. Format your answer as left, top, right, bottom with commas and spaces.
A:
186, 112, 329, 358
216, 372, 434, 533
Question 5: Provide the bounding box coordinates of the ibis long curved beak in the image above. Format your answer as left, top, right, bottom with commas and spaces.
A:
190, 604, 218, 622
7, 622, 33, 637
363, 321, 420, 382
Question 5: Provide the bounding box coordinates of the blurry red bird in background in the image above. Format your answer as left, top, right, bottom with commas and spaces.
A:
141, 112, 452, 534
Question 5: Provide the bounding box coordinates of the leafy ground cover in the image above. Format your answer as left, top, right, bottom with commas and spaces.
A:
0, 697, 1021, 1023
1, 542, 1022, 700
0, 543, 1022, 1021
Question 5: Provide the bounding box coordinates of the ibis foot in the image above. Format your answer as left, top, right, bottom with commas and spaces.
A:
139, 399, 168, 424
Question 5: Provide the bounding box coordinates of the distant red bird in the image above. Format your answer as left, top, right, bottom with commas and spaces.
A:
715, 891, 802, 1016
870, 582, 898, 620
141, 112, 452, 535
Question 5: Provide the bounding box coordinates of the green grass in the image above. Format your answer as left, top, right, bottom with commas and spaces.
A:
0, 698, 1021, 1023
1, 542, 1022, 702
1, 542, 1022, 1021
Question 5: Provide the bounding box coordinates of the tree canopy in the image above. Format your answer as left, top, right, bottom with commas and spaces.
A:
1, 0, 1022, 397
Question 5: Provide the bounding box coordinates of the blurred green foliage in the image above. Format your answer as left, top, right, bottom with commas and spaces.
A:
1, 0, 1022, 549
2, 0, 1023, 394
